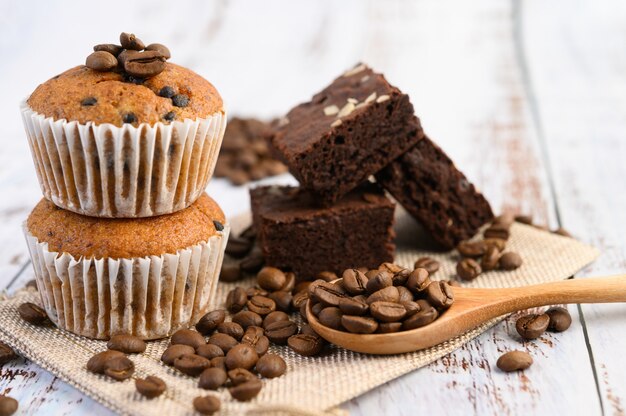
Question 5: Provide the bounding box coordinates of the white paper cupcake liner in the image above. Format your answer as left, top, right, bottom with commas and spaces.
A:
23, 223, 230, 340
20, 102, 227, 218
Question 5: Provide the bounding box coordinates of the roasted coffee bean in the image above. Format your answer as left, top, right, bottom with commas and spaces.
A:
484, 223, 510, 240
263, 311, 290, 329
0, 342, 16, 366
457, 240, 487, 258
18, 302, 49, 326
292, 291, 309, 309
174, 354, 211, 376
516, 313, 549, 339
247, 295, 276, 315
264, 320, 298, 344
515, 214, 533, 225
241, 326, 269, 356
413, 257, 440, 275
225, 344, 259, 370
377, 322, 403, 333
196, 309, 226, 335
208, 333, 239, 353
210, 356, 227, 372
81, 96, 98, 106
86, 51, 117, 71
379, 262, 404, 274
268, 291, 292, 312
338, 297, 368, 316
365, 270, 393, 294
317, 271, 339, 282
280, 272, 296, 292
104, 356, 135, 381
406, 268, 430, 294
497, 350, 533, 372
311, 302, 324, 317
124, 50, 166, 78
0, 396, 18, 416
229, 379, 263, 402
228, 368, 257, 386
499, 252, 523, 270
397, 286, 413, 303
391, 268, 411, 286
317, 307, 343, 330
219, 263, 241, 282
217, 322, 244, 341
553, 227, 573, 238
94, 43, 123, 56
493, 213, 515, 228
107, 334, 146, 354
246, 287, 269, 298
294, 281, 312, 295
196, 344, 224, 360
171, 329, 205, 349
256, 266, 286, 291
226, 236, 253, 258
145, 43, 171, 59
312, 281, 348, 306
256, 353, 287, 378
402, 302, 439, 330
199, 367, 227, 390
161, 344, 195, 366
87, 350, 126, 373
172, 94, 190, 107
481, 245, 501, 271
226, 287, 248, 313
299, 324, 318, 337
546, 307, 572, 332
484, 238, 507, 251
364, 269, 380, 279
370, 301, 407, 323
158, 86, 176, 98
342, 269, 368, 295
232, 310, 263, 329
401, 300, 421, 317
240, 251, 265, 273
288, 334, 324, 356
193, 395, 221, 414
425, 281, 454, 309
341, 315, 378, 334
120, 32, 145, 50
457, 258, 482, 281
135, 376, 166, 398
366, 286, 400, 304
123, 113, 137, 124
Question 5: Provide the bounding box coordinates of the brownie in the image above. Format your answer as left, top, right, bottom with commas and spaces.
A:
250, 183, 395, 278
269, 64, 422, 205
376, 136, 494, 249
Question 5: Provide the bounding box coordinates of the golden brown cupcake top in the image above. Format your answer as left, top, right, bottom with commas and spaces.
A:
26, 193, 226, 259
27, 63, 223, 127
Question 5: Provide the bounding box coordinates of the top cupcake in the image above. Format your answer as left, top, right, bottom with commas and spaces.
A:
27, 32, 223, 127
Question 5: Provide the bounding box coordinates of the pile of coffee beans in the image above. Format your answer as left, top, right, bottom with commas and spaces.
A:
220, 225, 265, 282
215, 118, 288, 185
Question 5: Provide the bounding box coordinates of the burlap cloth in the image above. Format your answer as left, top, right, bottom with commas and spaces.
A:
0, 211, 599, 415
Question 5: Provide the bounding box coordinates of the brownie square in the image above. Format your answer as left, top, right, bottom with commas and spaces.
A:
269, 64, 423, 205
250, 183, 395, 278
376, 136, 494, 249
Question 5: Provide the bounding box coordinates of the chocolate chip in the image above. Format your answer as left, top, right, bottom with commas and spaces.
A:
163, 111, 176, 122
172, 94, 190, 107
120, 32, 145, 50
159, 86, 176, 98
145, 43, 171, 59
213, 220, 224, 231
123, 113, 137, 124
86, 51, 118, 71
94, 44, 123, 56
81, 97, 98, 106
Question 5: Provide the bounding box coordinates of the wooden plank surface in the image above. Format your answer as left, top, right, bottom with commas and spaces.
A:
0, 0, 621, 414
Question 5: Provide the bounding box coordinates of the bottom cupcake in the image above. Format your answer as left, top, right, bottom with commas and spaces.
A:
23, 193, 229, 340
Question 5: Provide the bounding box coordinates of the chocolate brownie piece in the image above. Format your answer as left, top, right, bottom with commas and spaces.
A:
269, 64, 422, 205
250, 183, 395, 278
376, 136, 493, 249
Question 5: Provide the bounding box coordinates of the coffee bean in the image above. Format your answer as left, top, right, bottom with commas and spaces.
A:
199, 367, 227, 390
311, 302, 324, 317
226, 287, 248, 314
268, 291, 292, 312
280, 272, 296, 292
93, 44, 123, 56
174, 354, 210, 376
124, 50, 166, 78
241, 326, 269, 356
87, 350, 126, 373
370, 301, 407, 323
145, 43, 171, 59
406, 268, 430, 294
264, 320, 298, 344
481, 245, 501, 271
225, 344, 259, 370
515, 214, 533, 225
123, 113, 137, 124
516, 313, 549, 339
208, 333, 239, 353
294, 281, 312, 295
0, 342, 16, 366
104, 356, 135, 381
163, 111, 176, 122
228, 368, 257, 386
256, 353, 287, 378
257, 267, 286, 291
553, 227, 573, 238
217, 322, 244, 341
378, 262, 404, 274
171, 329, 205, 349
86, 51, 117, 71
425, 281, 454, 309
196, 310, 226, 335
484, 238, 507, 251
457, 258, 482, 281
391, 268, 411, 286
161, 344, 195, 366
365, 270, 393, 294
172, 94, 190, 107
546, 307, 572, 332
366, 286, 400, 304
484, 223, 510, 240
226, 236, 253, 258
312, 281, 348, 306
341, 315, 378, 334
288, 334, 324, 356
210, 356, 227, 372
338, 297, 369, 316
232, 310, 263, 329
318, 307, 343, 330
17, 302, 49, 326
413, 257, 440, 275
500, 252, 523, 270
120, 32, 145, 50
219, 263, 241, 282
402, 302, 439, 330
263, 311, 290, 329
397, 286, 413, 303
317, 271, 339, 282
159, 86, 176, 98
292, 291, 309, 310
247, 295, 276, 316
107, 334, 146, 354
240, 251, 265, 273
229, 379, 263, 402
135, 376, 166, 398
193, 395, 221, 414
0, 396, 18, 416
246, 287, 269, 298
496, 350, 533, 372
196, 344, 224, 360
457, 240, 487, 258
81, 97, 98, 106
365, 269, 380, 279
401, 300, 421, 317
493, 213, 515, 228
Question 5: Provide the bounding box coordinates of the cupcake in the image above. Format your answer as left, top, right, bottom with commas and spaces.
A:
23, 193, 229, 339
21, 32, 226, 218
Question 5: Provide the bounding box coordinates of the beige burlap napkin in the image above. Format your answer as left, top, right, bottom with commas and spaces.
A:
0, 212, 599, 416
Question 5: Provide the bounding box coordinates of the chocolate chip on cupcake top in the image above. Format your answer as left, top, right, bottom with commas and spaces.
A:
26, 193, 226, 259
27, 32, 223, 127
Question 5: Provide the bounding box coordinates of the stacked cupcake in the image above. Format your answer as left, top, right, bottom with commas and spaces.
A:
20, 33, 229, 340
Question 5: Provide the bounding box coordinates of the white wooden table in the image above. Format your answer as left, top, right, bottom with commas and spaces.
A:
1, 0, 625, 414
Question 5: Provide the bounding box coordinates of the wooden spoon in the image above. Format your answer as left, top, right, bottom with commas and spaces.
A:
306, 275, 626, 355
